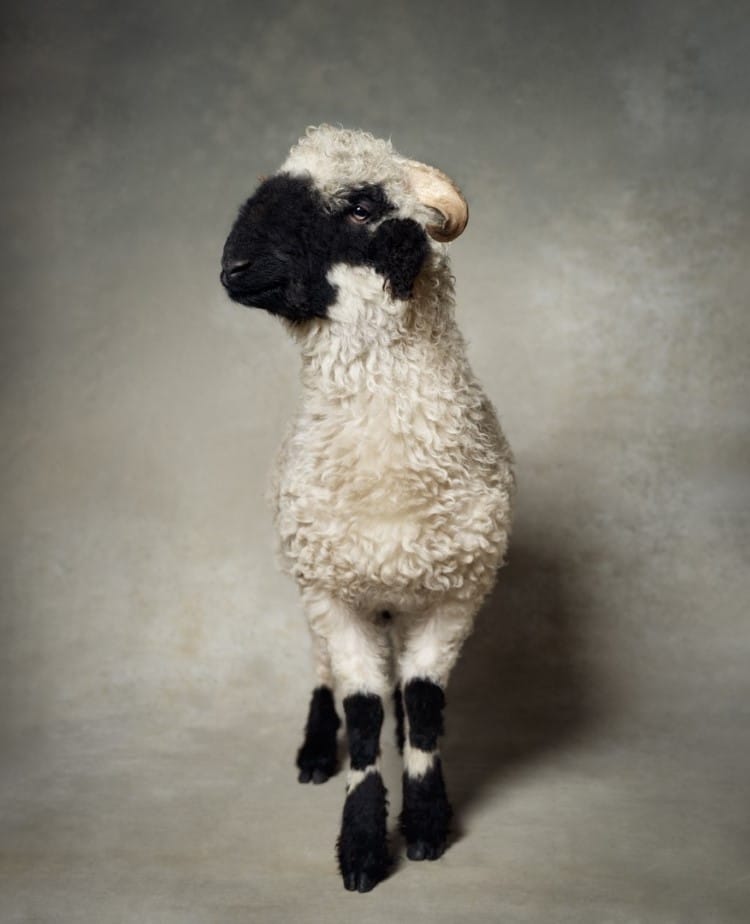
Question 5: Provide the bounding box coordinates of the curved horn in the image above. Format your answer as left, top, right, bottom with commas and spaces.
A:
403, 160, 469, 242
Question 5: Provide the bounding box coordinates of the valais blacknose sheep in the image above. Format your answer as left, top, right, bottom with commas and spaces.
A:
220, 125, 514, 892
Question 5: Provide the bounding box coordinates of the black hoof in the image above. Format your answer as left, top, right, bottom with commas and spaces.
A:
343, 870, 377, 893
406, 839, 445, 861
341, 863, 385, 893
297, 758, 335, 784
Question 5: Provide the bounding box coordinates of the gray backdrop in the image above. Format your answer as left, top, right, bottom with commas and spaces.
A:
1, 1, 748, 921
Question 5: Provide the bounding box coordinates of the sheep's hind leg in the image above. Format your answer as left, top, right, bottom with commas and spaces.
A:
400, 679, 452, 860
297, 625, 340, 784
297, 686, 340, 783
390, 612, 406, 755
393, 684, 405, 754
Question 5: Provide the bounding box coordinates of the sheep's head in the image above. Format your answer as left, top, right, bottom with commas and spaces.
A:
220, 125, 468, 324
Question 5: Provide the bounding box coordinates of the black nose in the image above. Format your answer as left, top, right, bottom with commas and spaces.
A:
220, 258, 251, 288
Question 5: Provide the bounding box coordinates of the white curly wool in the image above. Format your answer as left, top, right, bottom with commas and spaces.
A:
270, 127, 514, 698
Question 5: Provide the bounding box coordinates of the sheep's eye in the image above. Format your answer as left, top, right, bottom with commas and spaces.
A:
350, 202, 373, 223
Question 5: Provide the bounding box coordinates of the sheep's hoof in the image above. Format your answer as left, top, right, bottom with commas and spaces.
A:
343, 870, 377, 893
296, 741, 338, 784
406, 839, 445, 861
297, 766, 332, 784
340, 859, 388, 893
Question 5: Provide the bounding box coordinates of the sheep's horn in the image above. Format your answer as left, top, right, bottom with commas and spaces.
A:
403, 160, 469, 242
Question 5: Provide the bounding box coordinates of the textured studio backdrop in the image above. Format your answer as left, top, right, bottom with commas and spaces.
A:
1, 1, 748, 921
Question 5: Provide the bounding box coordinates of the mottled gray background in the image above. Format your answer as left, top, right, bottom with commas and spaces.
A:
1, 1, 748, 921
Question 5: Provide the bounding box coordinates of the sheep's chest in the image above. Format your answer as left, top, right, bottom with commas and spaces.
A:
274, 392, 508, 608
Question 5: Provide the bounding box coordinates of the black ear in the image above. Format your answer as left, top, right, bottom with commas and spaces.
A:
369, 218, 429, 300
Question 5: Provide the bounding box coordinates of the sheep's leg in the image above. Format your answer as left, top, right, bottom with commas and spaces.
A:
393, 684, 405, 754
339, 690, 388, 891
400, 679, 452, 860
297, 687, 340, 783
398, 605, 475, 861
389, 616, 406, 754
303, 592, 391, 892
297, 627, 340, 783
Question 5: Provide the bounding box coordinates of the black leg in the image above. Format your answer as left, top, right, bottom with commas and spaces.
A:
393, 684, 405, 754
296, 686, 341, 784
337, 693, 390, 892
400, 678, 452, 861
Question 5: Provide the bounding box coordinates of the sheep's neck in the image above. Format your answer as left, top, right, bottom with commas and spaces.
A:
295, 261, 464, 406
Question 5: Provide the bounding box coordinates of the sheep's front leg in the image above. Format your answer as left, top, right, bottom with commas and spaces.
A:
302, 593, 390, 891
338, 691, 388, 891
398, 605, 474, 861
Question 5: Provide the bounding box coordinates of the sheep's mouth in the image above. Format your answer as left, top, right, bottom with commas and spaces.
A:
222, 278, 284, 309
223, 274, 331, 322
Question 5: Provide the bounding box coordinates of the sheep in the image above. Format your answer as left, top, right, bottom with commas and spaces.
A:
220, 125, 514, 892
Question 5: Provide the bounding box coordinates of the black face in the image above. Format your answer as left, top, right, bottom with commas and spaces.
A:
220, 174, 429, 322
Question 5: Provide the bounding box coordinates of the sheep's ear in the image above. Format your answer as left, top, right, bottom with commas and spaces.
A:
402, 160, 469, 242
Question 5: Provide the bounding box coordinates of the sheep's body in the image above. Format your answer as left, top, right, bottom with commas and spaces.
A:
275, 264, 512, 607
274, 263, 513, 693
221, 126, 513, 892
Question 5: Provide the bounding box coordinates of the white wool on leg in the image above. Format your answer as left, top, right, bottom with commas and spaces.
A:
403, 737, 438, 779
307, 622, 334, 689
301, 589, 391, 700
398, 601, 477, 688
